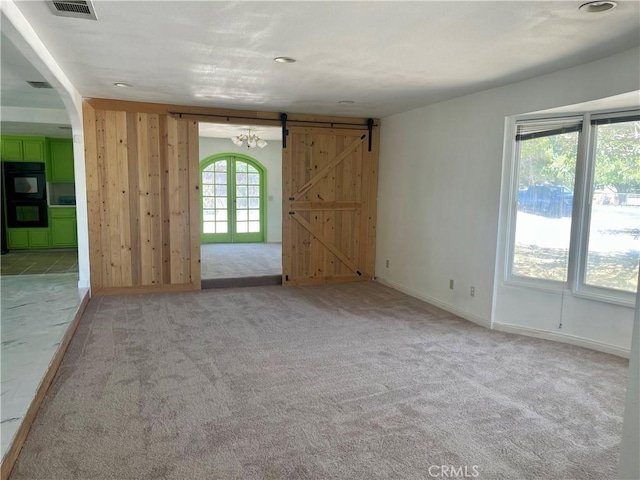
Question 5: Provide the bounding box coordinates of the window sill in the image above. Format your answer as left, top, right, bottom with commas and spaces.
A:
503, 277, 636, 308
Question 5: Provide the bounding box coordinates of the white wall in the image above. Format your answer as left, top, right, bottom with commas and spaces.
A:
1, 1, 90, 291
199, 137, 282, 243
376, 47, 640, 353
618, 269, 639, 479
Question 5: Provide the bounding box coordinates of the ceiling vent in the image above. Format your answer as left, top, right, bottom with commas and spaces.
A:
49, 1, 97, 20
27, 81, 53, 89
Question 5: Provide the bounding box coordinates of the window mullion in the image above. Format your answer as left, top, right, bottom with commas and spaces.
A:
567, 114, 591, 292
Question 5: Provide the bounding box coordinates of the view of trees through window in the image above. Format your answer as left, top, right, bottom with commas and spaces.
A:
513, 130, 578, 282
512, 117, 639, 294
585, 120, 640, 293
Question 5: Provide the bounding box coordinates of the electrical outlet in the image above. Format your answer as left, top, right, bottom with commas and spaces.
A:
385, 259, 389, 268
470, 286, 475, 297
449, 279, 454, 290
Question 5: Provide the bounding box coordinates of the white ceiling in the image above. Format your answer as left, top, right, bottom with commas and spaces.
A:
0, 32, 66, 109
9, 1, 640, 119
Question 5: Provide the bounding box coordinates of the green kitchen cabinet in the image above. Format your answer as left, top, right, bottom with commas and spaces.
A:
0, 136, 46, 162
49, 208, 77, 247
47, 139, 74, 182
23, 139, 46, 162
7, 228, 50, 249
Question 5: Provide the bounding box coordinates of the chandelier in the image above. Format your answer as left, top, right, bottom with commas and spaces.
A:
231, 130, 267, 149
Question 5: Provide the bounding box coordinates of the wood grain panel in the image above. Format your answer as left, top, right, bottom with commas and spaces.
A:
283, 126, 378, 285
83, 100, 200, 294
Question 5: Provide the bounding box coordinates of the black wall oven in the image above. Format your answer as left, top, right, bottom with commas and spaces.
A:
2, 162, 48, 228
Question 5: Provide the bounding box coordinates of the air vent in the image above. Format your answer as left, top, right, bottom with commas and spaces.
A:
27, 81, 53, 89
50, 1, 97, 20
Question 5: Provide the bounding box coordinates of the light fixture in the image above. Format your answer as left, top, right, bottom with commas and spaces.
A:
579, 1, 617, 13
274, 56, 296, 63
114, 82, 133, 88
231, 130, 268, 149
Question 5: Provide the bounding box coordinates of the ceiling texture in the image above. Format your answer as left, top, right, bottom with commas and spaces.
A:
5, 1, 640, 124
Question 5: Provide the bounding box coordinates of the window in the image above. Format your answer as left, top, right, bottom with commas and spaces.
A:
512, 119, 581, 282
583, 115, 640, 294
508, 111, 639, 303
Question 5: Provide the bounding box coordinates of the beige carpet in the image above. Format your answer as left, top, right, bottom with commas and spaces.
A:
200, 243, 281, 279
11, 282, 627, 479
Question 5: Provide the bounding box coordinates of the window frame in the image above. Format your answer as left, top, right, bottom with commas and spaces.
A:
504, 109, 639, 307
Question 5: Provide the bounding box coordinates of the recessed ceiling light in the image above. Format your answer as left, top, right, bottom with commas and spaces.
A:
338, 100, 355, 105
274, 57, 296, 63
114, 82, 133, 88
579, 1, 617, 13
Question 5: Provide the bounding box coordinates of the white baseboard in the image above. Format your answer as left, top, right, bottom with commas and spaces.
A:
375, 276, 491, 329
375, 276, 630, 359
493, 322, 630, 359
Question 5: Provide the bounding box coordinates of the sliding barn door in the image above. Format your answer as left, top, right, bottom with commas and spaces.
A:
83, 100, 201, 295
283, 127, 378, 285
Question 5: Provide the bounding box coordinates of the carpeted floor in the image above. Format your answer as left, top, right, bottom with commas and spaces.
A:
11, 282, 628, 480
200, 243, 281, 279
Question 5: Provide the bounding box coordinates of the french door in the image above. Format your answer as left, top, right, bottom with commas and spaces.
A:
200, 154, 265, 243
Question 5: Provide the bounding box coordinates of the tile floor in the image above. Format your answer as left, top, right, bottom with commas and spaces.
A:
0, 273, 88, 463
1, 249, 78, 276
201, 243, 282, 279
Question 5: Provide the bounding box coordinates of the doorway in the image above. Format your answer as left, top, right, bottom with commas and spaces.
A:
198, 124, 283, 286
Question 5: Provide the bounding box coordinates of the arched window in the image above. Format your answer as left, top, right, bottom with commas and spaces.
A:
200, 153, 266, 243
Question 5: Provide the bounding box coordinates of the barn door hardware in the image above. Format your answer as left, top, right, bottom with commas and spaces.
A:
367, 118, 374, 152
281, 113, 288, 148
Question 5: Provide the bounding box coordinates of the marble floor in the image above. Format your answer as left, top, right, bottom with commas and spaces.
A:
0, 273, 88, 463
201, 243, 282, 279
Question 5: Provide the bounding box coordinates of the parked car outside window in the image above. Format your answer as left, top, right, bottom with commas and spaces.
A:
517, 185, 573, 218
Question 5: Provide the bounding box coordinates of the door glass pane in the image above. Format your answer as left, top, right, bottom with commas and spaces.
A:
513, 128, 579, 281
203, 209, 215, 221
202, 171, 214, 184
234, 161, 261, 236
585, 120, 640, 293
202, 160, 228, 236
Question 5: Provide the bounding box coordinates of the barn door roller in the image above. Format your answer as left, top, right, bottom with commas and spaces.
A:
367, 118, 374, 152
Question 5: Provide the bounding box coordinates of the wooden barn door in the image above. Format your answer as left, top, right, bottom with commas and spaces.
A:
83, 100, 201, 295
283, 127, 378, 285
